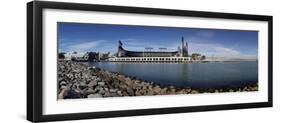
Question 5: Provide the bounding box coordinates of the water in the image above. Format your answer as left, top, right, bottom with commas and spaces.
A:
88, 61, 258, 89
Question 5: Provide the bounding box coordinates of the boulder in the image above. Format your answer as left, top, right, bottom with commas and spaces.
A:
98, 87, 106, 95
135, 91, 142, 96
122, 91, 129, 96
153, 86, 162, 94
190, 90, 199, 94
86, 88, 96, 94
88, 94, 102, 98
118, 75, 126, 82
125, 80, 133, 86
60, 81, 67, 85
103, 92, 111, 97
109, 89, 118, 93
98, 82, 105, 86
79, 82, 87, 90
109, 93, 119, 97
126, 88, 135, 96
251, 86, 258, 91
104, 88, 109, 91
146, 90, 154, 95
88, 80, 97, 87
95, 77, 102, 82
185, 88, 192, 93
60, 85, 68, 90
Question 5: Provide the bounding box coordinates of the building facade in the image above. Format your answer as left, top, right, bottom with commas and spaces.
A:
110, 37, 191, 62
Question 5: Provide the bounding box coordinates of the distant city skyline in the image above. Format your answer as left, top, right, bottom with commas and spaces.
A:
58, 22, 258, 59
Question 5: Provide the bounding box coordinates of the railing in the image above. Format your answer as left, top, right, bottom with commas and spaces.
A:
108, 57, 192, 62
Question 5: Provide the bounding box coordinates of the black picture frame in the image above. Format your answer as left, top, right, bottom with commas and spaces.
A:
27, 1, 273, 122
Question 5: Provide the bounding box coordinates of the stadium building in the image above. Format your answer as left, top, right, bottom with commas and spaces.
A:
109, 37, 192, 62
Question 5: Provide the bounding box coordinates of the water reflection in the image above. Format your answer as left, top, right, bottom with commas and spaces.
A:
89, 61, 258, 88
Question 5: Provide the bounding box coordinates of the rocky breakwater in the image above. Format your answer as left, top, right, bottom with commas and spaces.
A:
58, 61, 258, 99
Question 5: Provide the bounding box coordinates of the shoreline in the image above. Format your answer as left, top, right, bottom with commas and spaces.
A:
58, 61, 258, 99
71, 60, 257, 63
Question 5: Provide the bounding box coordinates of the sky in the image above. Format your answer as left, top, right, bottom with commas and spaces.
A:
58, 22, 258, 59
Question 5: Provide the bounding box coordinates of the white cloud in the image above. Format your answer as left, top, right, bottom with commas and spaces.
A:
214, 47, 240, 56
195, 30, 216, 38
62, 40, 110, 52
189, 42, 257, 60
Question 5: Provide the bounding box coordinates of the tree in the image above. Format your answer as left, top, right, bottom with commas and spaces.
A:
201, 55, 206, 60
88, 52, 98, 62
191, 53, 201, 60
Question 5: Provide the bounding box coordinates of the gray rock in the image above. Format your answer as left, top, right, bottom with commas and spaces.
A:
60, 85, 68, 90
134, 80, 141, 84
160, 88, 168, 94
79, 82, 88, 90
125, 79, 133, 85
103, 92, 111, 97
153, 86, 162, 94
60, 81, 67, 85
111, 93, 120, 97
98, 82, 105, 86
126, 88, 135, 95
98, 88, 106, 95
146, 90, 154, 95
88, 80, 97, 87
91, 76, 97, 80
88, 94, 102, 98
242, 88, 247, 91
109, 89, 118, 93
96, 78, 102, 82
185, 88, 192, 93
118, 75, 126, 82
79, 81, 87, 86
117, 91, 123, 96
104, 88, 109, 91
86, 88, 96, 94
190, 90, 199, 94
135, 91, 142, 96
251, 86, 258, 91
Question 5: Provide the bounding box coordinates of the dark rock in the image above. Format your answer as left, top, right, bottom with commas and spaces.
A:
64, 90, 81, 99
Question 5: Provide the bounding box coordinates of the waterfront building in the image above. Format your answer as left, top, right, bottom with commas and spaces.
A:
62, 52, 97, 61
109, 37, 192, 62
98, 52, 110, 61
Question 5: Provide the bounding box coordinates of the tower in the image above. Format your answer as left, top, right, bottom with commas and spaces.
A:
117, 40, 125, 57
181, 36, 184, 57
186, 41, 188, 57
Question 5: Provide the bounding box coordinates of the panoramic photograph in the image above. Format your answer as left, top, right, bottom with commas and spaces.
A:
57, 22, 258, 99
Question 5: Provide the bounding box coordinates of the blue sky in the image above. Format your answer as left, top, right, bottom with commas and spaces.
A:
58, 22, 258, 59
